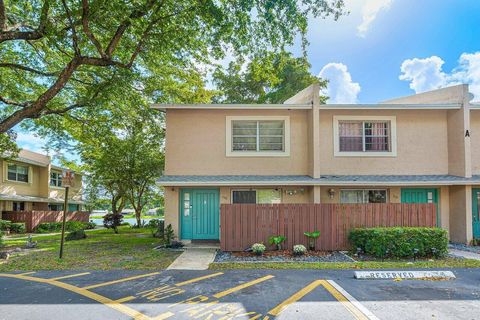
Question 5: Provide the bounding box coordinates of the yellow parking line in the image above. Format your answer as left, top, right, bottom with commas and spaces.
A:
113, 296, 136, 303
18, 271, 35, 276
151, 312, 175, 320
0, 273, 151, 320
82, 272, 160, 290
175, 272, 224, 287
50, 272, 90, 281
212, 275, 274, 299
268, 280, 323, 316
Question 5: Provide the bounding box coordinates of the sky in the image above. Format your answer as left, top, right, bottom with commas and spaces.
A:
15, 0, 480, 155
295, 0, 480, 103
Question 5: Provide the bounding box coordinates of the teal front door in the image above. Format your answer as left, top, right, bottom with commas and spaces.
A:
401, 188, 439, 226
472, 188, 480, 238
180, 189, 220, 240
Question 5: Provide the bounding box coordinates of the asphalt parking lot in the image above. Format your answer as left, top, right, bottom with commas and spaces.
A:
1, 268, 480, 320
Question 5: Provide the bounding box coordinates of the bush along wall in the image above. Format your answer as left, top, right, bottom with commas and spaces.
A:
36, 221, 93, 233
349, 227, 448, 259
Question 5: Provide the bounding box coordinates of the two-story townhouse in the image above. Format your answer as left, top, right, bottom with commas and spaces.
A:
155, 84, 480, 244
0, 149, 84, 216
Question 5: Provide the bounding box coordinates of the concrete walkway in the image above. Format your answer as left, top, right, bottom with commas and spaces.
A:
449, 249, 480, 260
167, 248, 217, 270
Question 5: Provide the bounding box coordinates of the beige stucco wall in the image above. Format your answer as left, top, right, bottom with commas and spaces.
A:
318, 110, 449, 175
48, 173, 83, 202
449, 185, 473, 243
471, 111, 480, 174
0, 160, 46, 197
165, 109, 309, 175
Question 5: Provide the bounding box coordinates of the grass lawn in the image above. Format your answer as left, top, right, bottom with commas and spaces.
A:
209, 257, 480, 270
0, 227, 180, 271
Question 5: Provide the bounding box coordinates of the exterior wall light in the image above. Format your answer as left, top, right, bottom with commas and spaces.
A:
328, 188, 335, 200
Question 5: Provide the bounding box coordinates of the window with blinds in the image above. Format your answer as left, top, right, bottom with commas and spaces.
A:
232, 120, 285, 152
339, 120, 391, 152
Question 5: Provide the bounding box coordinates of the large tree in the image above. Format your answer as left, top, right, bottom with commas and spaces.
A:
0, 0, 345, 146
212, 51, 328, 103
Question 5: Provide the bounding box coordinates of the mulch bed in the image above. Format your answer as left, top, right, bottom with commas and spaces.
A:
214, 250, 354, 263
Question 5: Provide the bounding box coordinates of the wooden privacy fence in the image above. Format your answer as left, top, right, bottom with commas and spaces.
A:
220, 203, 437, 251
2, 211, 90, 232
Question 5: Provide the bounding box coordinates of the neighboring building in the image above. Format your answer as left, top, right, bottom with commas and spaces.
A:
155, 84, 480, 244
0, 149, 84, 215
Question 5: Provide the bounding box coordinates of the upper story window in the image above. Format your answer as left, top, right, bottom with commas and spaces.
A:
333, 116, 397, 157
50, 171, 62, 187
7, 164, 29, 183
226, 116, 290, 157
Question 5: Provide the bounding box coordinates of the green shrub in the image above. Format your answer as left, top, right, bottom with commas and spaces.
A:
304, 231, 321, 250
349, 227, 448, 258
251, 243, 266, 255
103, 213, 124, 233
148, 219, 165, 238
119, 222, 130, 226
0, 231, 3, 247
36, 221, 93, 233
66, 229, 87, 241
293, 244, 307, 255
0, 220, 11, 231
9, 223, 26, 234
84, 221, 97, 230
268, 235, 286, 250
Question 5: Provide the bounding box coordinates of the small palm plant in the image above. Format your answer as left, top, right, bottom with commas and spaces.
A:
304, 231, 321, 251
269, 235, 286, 250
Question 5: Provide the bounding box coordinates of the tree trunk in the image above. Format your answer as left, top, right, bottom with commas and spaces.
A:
135, 208, 141, 228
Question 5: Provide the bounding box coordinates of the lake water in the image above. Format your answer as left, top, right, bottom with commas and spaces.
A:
90, 218, 155, 226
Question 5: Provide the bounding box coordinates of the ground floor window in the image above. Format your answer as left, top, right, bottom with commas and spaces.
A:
68, 204, 80, 211
340, 189, 387, 204
12, 202, 25, 211
232, 189, 282, 204
48, 203, 64, 211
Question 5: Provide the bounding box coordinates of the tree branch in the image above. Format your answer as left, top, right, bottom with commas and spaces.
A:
0, 96, 29, 107
61, 0, 80, 55
81, 0, 106, 58
0, 0, 50, 43
0, 63, 57, 76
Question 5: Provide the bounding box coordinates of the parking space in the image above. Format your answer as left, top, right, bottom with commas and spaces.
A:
1, 269, 480, 320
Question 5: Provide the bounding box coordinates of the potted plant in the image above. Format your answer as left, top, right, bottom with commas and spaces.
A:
304, 231, 320, 250
268, 235, 286, 250
251, 243, 266, 256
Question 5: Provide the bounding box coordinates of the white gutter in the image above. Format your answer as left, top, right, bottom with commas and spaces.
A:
151, 103, 313, 111
319, 103, 461, 110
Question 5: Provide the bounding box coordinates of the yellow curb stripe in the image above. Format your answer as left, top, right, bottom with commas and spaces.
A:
268, 280, 323, 316
0, 273, 150, 320
50, 272, 90, 281
151, 312, 175, 320
320, 280, 369, 320
82, 272, 160, 290
175, 272, 224, 287
212, 275, 274, 299
113, 296, 136, 303
18, 271, 35, 276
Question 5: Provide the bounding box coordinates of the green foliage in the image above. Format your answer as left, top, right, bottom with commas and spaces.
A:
0, 132, 20, 157
0, 231, 3, 247
9, 223, 26, 234
84, 222, 97, 230
293, 244, 307, 255
349, 227, 448, 258
103, 213, 124, 234
164, 224, 175, 246
269, 235, 287, 250
148, 219, 165, 238
251, 243, 266, 255
213, 51, 328, 104
0, 220, 12, 231
36, 221, 92, 233
304, 230, 321, 250
65, 230, 87, 241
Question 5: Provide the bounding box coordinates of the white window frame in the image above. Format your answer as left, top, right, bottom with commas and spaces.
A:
231, 188, 283, 204
50, 171, 62, 188
226, 116, 290, 157
5, 162, 31, 184
333, 115, 397, 157
340, 189, 389, 204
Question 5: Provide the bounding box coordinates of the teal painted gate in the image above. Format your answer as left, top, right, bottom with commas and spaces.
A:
472, 188, 480, 238
401, 188, 439, 226
181, 189, 220, 240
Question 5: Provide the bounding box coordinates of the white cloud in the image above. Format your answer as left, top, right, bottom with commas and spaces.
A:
318, 63, 361, 103
14, 131, 47, 153
357, 0, 393, 37
399, 52, 480, 101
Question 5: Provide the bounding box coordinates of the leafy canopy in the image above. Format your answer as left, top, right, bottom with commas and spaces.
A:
212, 51, 328, 103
